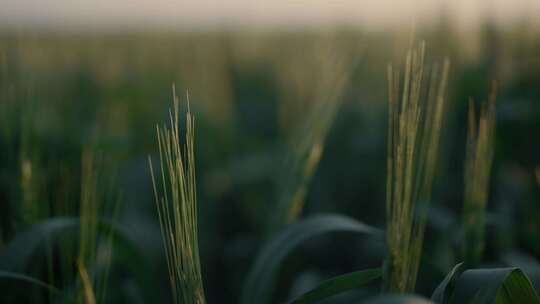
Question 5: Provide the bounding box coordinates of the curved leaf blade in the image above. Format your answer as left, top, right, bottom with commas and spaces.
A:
502, 251, 540, 292
0, 216, 134, 273
431, 262, 465, 304
450, 267, 540, 304
0, 270, 61, 294
0, 217, 79, 272
364, 294, 434, 303
241, 214, 382, 304
502, 268, 540, 303
290, 267, 382, 304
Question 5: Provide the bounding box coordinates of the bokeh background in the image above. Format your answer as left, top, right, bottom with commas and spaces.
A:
0, 1, 539, 303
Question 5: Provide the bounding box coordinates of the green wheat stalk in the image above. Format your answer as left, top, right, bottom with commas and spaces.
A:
77, 147, 119, 304
462, 85, 497, 267
384, 41, 450, 293
148, 88, 206, 304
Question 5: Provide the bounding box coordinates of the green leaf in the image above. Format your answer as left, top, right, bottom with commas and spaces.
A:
502, 251, 540, 292
450, 267, 540, 304
241, 214, 382, 304
0, 217, 134, 272
0, 270, 61, 294
364, 294, 435, 303
290, 268, 382, 304
0, 217, 79, 272
431, 262, 465, 304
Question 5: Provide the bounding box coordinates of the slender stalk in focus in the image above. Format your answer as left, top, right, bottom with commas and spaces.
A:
384, 42, 450, 293
149, 88, 206, 304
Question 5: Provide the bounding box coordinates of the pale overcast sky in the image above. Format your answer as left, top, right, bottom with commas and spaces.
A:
0, 0, 538, 31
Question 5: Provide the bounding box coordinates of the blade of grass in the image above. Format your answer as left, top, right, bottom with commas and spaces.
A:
365, 294, 435, 303
450, 268, 540, 304
289, 267, 382, 304
78, 260, 97, 304
242, 214, 382, 304
431, 263, 465, 304
0, 217, 133, 274
0, 270, 61, 294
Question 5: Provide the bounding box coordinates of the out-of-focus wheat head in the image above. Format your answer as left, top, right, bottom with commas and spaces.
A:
268, 40, 356, 233
385, 41, 450, 293
462, 85, 497, 267
148, 87, 206, 304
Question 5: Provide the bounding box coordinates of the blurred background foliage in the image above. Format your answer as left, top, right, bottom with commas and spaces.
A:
0, 21, 539, 303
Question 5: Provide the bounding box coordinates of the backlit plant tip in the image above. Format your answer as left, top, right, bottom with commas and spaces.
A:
149, 88, 206, 304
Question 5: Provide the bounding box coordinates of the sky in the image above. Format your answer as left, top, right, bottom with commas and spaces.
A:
0, 0, 539, 31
